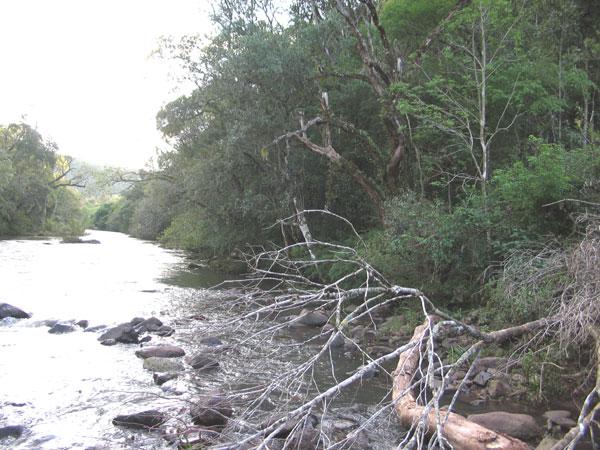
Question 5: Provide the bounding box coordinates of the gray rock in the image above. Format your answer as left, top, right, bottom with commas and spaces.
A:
135, 317, 163, 332
143, 357, 185, 372
0, 425, 25, 439
101, 339, 117, 346
139, 335, 152, 343
473, 370, 493, 387
329, 333, 346, 348
0, 303, 30, 319
543, 410, 571, 421
75, 320, 89, 329
467, 411, 542, 440
84, 325, 106, 333
48, 323, 77, 334
487, 379, 512, 398
473, 357, 507, 372
154, 325, 174, 337
130, 317, 145, 326
98, 323, 139, 344
153, 372, 179, 386
135, 345, 186, 359
260, 412, 319, 438
188, 353, 220, 371
190, 394, 233, 427
200, 336, 223, 347
298, 309, 328, 327
112, 410, 166, 430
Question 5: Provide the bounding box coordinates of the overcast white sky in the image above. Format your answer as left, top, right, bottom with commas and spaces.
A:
0, 0, 212, 169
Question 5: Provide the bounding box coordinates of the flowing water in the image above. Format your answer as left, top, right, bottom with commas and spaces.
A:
0, 231, 397, 449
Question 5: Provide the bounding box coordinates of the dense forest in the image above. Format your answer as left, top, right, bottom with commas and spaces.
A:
96, 0, 598, 301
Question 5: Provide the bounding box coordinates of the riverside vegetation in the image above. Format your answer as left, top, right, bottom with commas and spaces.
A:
2, 0, 600, 448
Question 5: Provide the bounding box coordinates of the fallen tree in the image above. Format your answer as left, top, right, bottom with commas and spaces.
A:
183, 210, 600, 449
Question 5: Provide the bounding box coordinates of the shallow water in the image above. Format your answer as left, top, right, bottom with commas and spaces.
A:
0, 231, 397, 449
0, 231, 204, 449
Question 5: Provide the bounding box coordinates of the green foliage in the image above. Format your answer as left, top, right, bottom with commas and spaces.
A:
0, 123, 86, 236
380, 0, 455, 54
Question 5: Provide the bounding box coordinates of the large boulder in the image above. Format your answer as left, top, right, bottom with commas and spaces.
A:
188, 352, 220, 371
135, 345, 186, 359
112, 410, 166, 430
143, 357, 185, 372
48, 322, 77, 334
0, 425, 25, 439
98, 323, 139, 344
0, 303, 30, 319
467, 411, 542, 440
190, 394, 233, 427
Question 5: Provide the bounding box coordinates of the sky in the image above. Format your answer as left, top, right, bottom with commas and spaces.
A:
0, 0, 212, 169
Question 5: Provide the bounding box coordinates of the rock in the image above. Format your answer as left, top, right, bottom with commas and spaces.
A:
297, 309, 328, 327
101, 339, 117, 346
190, 394, 233, 427
487, 379, 512, 398
467, 411, 542, 440
154, 325, 174, 337
543, 410, 571, 421
98, 323, 139, 344
143, 357, 185, 372
536, 437, 559, 450
43, 319, 60, 327
549, 416, 576, 429
0, 303, 30, 319
112, 410, 166, 430
84, 325, 106, 333
260, 413, 318, 438
48, 322, 77, 334
200, 336, 223, 347
135, 345, 186, 359
188, 353, 220, 371
329, 333, 346, 348
153, 372, 179, 386
0, 425, 25, 439
139, 335, 152, 343
331, 419, 356, 430
75, 320, 89, 329
473, 370, 493, 387
473, 357, 507, 373
130, 317, 145, 326
135, 317, 163, 332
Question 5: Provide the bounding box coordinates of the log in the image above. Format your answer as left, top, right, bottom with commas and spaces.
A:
392, 321, 530, 450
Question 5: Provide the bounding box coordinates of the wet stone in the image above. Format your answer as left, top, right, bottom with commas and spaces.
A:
112, 410, 166, 430
0, 425, 25, 439
0, 303, 30, 319
135, 345, 185, 359
48, 323, 77, 334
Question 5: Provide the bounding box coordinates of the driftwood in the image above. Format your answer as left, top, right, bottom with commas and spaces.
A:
393, 320, 530, 450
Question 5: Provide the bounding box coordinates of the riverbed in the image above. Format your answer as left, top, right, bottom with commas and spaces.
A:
0, 230, 399, 449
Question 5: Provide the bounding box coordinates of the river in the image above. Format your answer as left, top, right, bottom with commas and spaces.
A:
0, 230, 400, 449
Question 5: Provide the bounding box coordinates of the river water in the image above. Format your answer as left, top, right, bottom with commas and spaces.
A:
0, 230, 398, 449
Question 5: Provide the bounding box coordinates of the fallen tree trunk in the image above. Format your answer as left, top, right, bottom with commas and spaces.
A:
392, 320, 530, 450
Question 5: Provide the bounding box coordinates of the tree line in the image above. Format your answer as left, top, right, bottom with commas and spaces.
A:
0, 123, 87, 236
96, 0, 598, 302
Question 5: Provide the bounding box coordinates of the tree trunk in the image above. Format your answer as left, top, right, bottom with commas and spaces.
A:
393, 321, 530, 450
